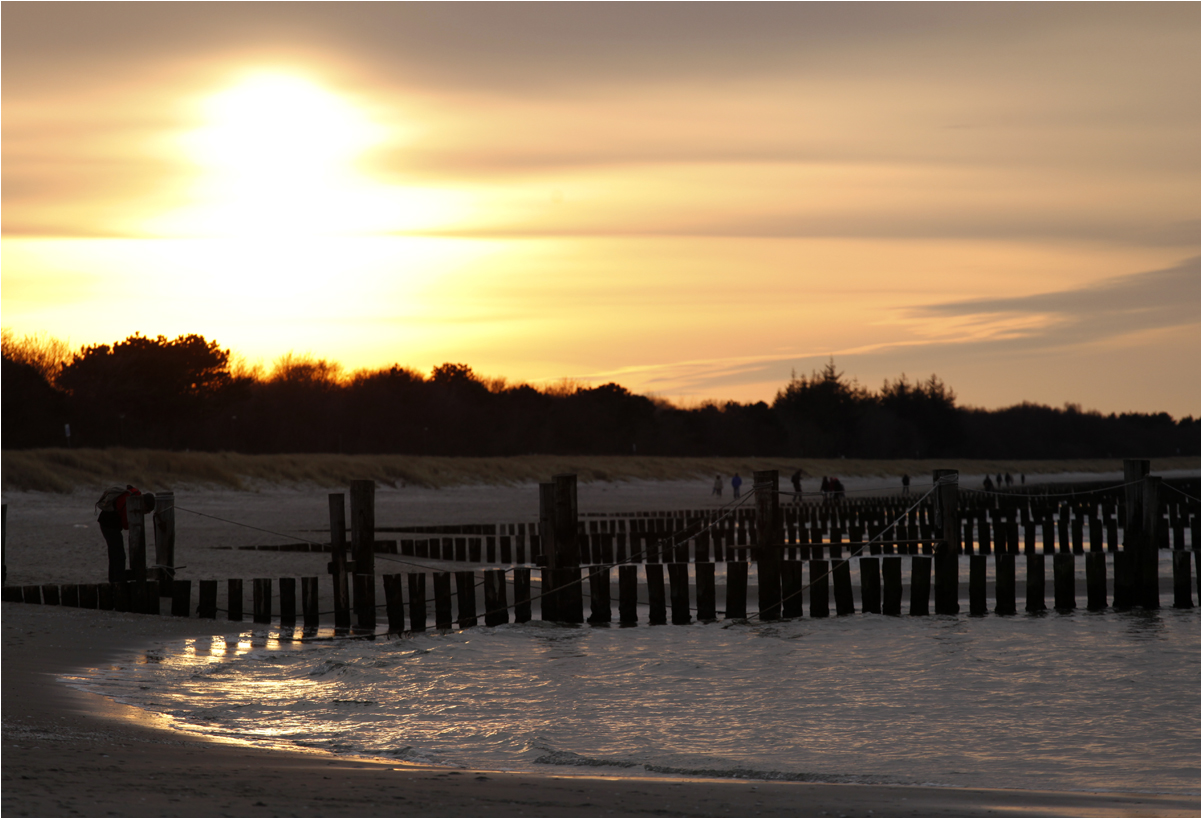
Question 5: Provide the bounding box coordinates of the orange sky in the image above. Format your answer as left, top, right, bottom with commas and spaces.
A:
2, 3, 1198, 415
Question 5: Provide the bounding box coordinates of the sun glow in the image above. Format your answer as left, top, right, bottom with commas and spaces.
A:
151, 72, 458, 238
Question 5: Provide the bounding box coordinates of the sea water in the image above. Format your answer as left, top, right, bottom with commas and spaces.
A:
68, 605, 1199, 795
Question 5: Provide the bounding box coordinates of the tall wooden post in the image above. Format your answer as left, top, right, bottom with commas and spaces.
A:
933, 469, 960, 614
1139, 476, 1162, 609
152, 492, 176, 591
1123, 459, 1151, 547
753, 470, 782, 620
350, 480, 375, 629
329, 493, 351, 629
127, 494, 147, 582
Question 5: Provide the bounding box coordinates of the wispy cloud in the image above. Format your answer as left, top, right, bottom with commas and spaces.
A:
909, 257, 1200, 350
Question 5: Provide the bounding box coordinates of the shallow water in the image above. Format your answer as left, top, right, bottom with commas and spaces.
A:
69, 606, 1199, 795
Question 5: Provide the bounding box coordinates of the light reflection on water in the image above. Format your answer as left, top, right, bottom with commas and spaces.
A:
71, 609, 1199, 794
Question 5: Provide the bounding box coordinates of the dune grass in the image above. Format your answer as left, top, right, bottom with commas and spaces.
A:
1, 448, 1196, 494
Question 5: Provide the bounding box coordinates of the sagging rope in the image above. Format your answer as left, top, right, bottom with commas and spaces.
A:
746, 481, 943, 623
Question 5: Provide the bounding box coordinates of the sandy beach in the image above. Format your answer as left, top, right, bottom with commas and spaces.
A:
3, 472, 1199, 817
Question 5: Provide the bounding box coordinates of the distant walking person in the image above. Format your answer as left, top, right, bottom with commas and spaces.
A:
790, 470, 803, 502
731, 473, 743, 498
96, 485, 142, 582
820, 476, 830, 502
1004, 472, 1013, 487
712, 475, 723, 498
901, 473, 911, 496
983, 475, 995, 492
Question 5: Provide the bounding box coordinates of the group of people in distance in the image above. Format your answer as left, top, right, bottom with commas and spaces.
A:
982, 471, 1023, 492
710, 472, 845, 502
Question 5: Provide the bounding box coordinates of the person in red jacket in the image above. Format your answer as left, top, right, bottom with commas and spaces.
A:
96, 485, 141, 582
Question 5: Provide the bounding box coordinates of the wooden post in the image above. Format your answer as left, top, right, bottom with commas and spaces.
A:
1172, 551, 1194, 608
21, 585, 42, 604
279, 577, 297, 625
127, 494, 147, 582
810, 559, 831, 618
143, 580, 161, 614
781, 560, 804, 618
98, 583, 114, 610
1112, 552, 1133, 609
994, 554, 1015, 615
171, 580, 191, 617
881, 557, 902, 616
696, 562, 717, 621
933, 469, 960, 614
62, 584, 80, 607
152, 491, 176, 589
383, 574, 405, 632
80, 583, 99, 609
1025, 554, 1046, 613
227, 578, 243, 620
329, 493, 351, 630
1123, 458, 1151, 547
198, 580, 217, 618
617, 565, 638, 624
1085, 552, 1107, 610
725, 561, 748, 619
405, 573, 427, 631
668, 564, 691, 625
1, 503, 6, 584
302, 577, 320, 628
1053, 554, 1075, 610
753, 470, 782, 620
455, 570, 477, 628
1139, 476, 1162, 609
553, 474, 580, 567
513, 568, 531, 623
41, 584, 61, 605
911, 556, 932, 616
433, 572, 452, 629
484, 569, 510, 626
253, 578, 272, 623
538, 566, 557, 621
860, 557, 881, 614
587, 567, 612, 624
646, 563, 667, 624
969, 555, 987, 615
350, 480, 376, 629
832, 560, 855, 615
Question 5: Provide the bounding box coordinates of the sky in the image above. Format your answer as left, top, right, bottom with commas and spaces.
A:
2, 2, 1199, 417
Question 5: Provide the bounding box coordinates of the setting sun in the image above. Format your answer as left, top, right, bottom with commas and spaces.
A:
152, 72, 456, 238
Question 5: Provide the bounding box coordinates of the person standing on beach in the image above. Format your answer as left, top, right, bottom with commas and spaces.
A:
820, 476, 830, 502
790, 470, 802, 502
901, 473, 911, 496
712, 475, 723, 497
96, 485, 141, 582
731, 473, 743, 498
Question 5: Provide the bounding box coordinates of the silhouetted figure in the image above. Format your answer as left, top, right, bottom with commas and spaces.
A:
96, 485, 141, 582
831, 477, 845, 501
996, 473, 1003, 487
1004, 472, 1013, 487
712, 475, 723, 497
983, 475, 995, 492
901, 473, 911, 496
791, 470, 802, 501
820, 476, 830, 502
1021, 473, 1026, 485
731, 473, 743, 498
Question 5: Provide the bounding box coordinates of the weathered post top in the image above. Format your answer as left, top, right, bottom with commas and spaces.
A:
753, 470, 781, 564
932, 468, 960, 615
553, 474, 579, 568
1123, 459, 1151, 545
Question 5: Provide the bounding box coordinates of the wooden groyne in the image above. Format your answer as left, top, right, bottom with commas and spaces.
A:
2, 461, 1198, 629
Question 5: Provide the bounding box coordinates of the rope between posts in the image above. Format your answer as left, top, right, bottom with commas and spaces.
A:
746, 483, 942, 623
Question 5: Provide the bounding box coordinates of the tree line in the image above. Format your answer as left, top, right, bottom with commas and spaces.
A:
2, 331, 1196, 459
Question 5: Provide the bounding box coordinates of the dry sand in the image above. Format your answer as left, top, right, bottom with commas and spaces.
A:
4, 472, 1200, 817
